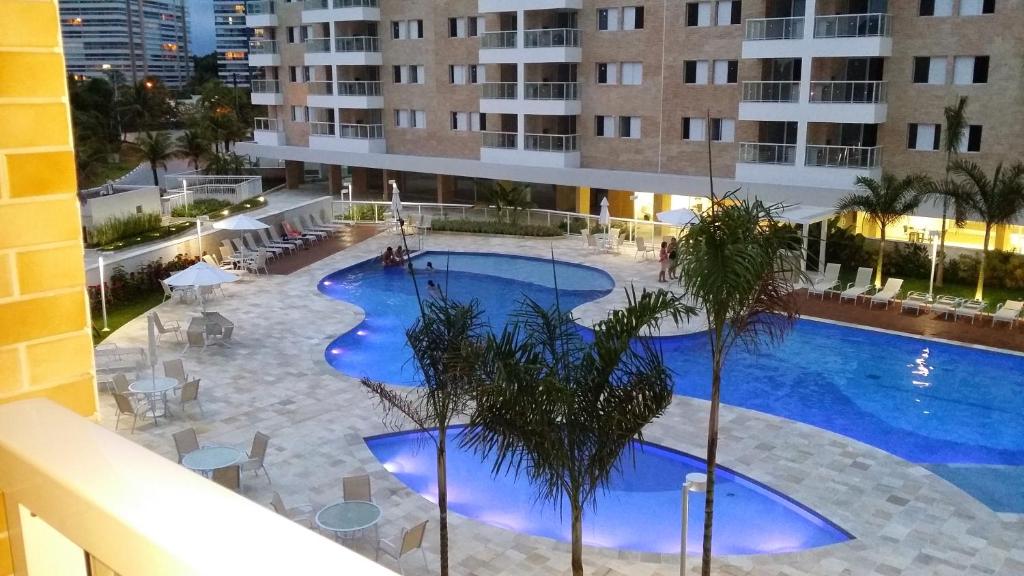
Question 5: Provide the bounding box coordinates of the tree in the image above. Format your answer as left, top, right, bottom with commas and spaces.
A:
675, 193, 803, 576
463, 288, 693, 576
480, 180, 534, 224
935, 96, 969, 286
135, 131, 175, 186
362, 299, 488, 576
835, 173, 926, 286
176, 130, 209, 170
949, 160, 1024, 300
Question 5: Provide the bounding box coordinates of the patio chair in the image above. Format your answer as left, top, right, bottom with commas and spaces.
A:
586, 232, 598, 252
151, 312, 181, 342
203, 254, 234, 272
256, 228, 296, 254
268, 226, 307, 249
292, 218, 328, 241
112, 373, 132, 395
955, 299, 986, 324
173, 427, 200, 463
243, 251, 269, 276
241, 431, 271, 484
212, 465, 241, 492
343, 474, 372, 502
311, 212, 347, 232
179, 378, 204, 417
218, 245, 240, 269
301, 213, 339, 236
992, 300, 1023, 328
230, 237, 250, 258
416, 213, 433, 235
281, 220, 317, 245
376, 520, 429, 574
245, 233, 280, 260
806, 263, 841, 300
838, 267, 874, 304
899, 291, 931, 316
113, 393, 145, 433
182, 327, 207, 354
160, 279, 192, 303
868, 278, 903, 310
931, 295, 963, 320
163, 358, 188, 386
270, 491, 314, 528
635, 236, 656, 261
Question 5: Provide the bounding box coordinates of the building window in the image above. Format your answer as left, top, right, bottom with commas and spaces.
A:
469, 64, 480, 84
907, 123, 941, 151
621, 62, 643, 85
619, 116, 641, 139
393, 20, 424, 39
623, 7, 644, 29
449, 17, 480, 37
713, 60, 738, 84
597, 62, 619, 85
449, 65, 467, 85
959, 0, 995, 15
469, 17, 480, 36
912, 56, 947, 84
598, 8, 620, 30
450, 112, 483, 131
595, 115, 615, 137
716, 1, 741, 25
289, 66, 299, 83
710, 118, 735, 142
686, 2, 713, 26
682, 117, 706, 141
684, 60, 709, 84
290, 106, 306, 122
919, 0, 954, 16
395, 109, 426, 128
961, 125, 983, 152
394, 65, 426, 84
953, 56, 989, 84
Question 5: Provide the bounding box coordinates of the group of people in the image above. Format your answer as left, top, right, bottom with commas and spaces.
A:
381, 245, 407, 267
658, 237, 679, 283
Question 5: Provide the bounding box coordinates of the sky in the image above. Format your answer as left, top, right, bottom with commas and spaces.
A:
189, 0, 217, 56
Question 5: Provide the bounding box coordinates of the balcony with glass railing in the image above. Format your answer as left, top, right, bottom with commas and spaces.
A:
738, 142, 797, 165
338, 80, 382, 96
481, 82, 517, 100
248, 39, 278, 58
340, 123, 384, 139
481, 131, 517, 149
524, 82, 579, 100
525, 133, 578, 152
304, 0, 377, 8
254, 117, 282, 132
523, 28, 580, 48
805, 145, 882, 169
251, 79, 280, 94
741, 81, 799, 103
336, 36, 380, 52
814, 13, 890, 38
301, 0, 380, 24
745, 17, 804, 41
310, 121, 336, 136
305, 37, 333, 53
245, 0, 277, 26
809, 80, 886, 104
307, 80, 334, 95
481, 31, 517, 49
245, 1, 275, 15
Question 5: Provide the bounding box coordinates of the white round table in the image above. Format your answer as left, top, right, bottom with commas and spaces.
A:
316, 501, 382, 543
182, 446, 244, 473
128, 376, 178, 424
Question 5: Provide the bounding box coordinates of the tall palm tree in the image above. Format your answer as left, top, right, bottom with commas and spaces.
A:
135, 131, 174, 186
463, 288, 692, 576
935, 96, 969, 286
176, 130, 209, 171
362, 299, 487, 576
835, 173, 926, 286
949, 160, 1024, 300
675, 193, 803, 576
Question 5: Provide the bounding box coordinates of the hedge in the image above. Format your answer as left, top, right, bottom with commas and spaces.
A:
431, 218, 563, 237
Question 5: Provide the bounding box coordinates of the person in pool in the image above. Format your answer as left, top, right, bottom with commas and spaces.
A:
425, 261, 434, 273
427, 279, 442, 299
395, 245, 406, 265
382, 246, 396, 266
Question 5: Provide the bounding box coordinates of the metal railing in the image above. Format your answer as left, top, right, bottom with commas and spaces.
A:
741, 81, 800, 102
523, 28, 580, 48
336, 36, 380, 52
525, 133, 578, 152
310, 121, 337, 136
307, 80, 334, 95
254, 117, 281, 132
745, 17, 804, 40
805, 145, 882, 168
809, 80, 886, 103
337, 80, 382, 96
248, 39, 278, 54
305, 0, 378, 8
251, 79, 280, 93
339, 123, 384, 139
481, 31, 517, 48
481, 131, 517, 149
305, 37, 332, 53
524, 82, 579, 100
245, 1, 275, 15
738, 142, 797, 165
814, 13, 890, 38
164, 175, 265, 208
481, 82, 517, 99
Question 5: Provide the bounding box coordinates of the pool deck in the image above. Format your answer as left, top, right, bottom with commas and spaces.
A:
95, 230, 1024, 575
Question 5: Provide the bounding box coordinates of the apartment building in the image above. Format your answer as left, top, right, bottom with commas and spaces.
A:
215, 0, 252, 87
59, 0, 192, 88
237, 0, 1024, 250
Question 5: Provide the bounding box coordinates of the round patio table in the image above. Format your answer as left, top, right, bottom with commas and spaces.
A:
128, 376, 178, 424
182, 446, 244, 473
316, 500, 381, 543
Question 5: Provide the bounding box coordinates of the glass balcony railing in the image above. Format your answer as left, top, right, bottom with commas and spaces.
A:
809, 80, 887, 103
254, 117, 281, 132
307, 80, 334, 95
339, 123, 384, 139
305, 38, 332, 53
745, 17, 804, 40
310, 121, 336, 136
245, 1, 275, 15
738, 142, 797, 165
481, 82, 517, 99
337, 80, 382, 96
481, 31, 517, 49
481, 131, 517, 149
805, 145, 882, 168
335, 36, 380, 52
251, 79, 281, 94
524, 82, 579, 100
248, 40, 278, 55
741, 81, 799, 103
525, 133, 578, 152
523, 28, 580, 48
814, 13, 891, 38
304, 0, 377, 8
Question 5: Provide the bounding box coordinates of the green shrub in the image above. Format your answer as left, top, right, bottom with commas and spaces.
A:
171, 198, 231, 217
431, 218, 563, 237
88, 212, 162, 246
824, 223, 873, 271
339, 204, 385, 221
884, 242, 931, 278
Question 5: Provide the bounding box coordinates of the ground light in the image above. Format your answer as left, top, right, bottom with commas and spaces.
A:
928, 230, 940, 299
680, 472, 707, 575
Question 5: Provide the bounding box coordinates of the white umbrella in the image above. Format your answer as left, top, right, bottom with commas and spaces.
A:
165, 261, 240, 312
657, 208, 700, 227
146, 312, 158, 380
599, 196, 611, 237
390, 181, 402, 218
212, 214, 269, 231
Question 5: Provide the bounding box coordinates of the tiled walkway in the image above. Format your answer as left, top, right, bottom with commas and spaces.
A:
95, 231, 1024, 575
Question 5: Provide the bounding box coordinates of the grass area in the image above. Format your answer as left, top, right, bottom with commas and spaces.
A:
835, 270, 1023, 309
81, 144, 145, 189
92, 292, 165, 345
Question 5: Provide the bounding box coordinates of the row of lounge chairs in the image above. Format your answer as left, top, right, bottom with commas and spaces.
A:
214, 213, 346, 275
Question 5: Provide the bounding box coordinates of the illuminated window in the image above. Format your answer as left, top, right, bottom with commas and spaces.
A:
234, 3, 245, 12
225, 51, 246, 60
163, 43, 179, 52
67, 17, 83, 26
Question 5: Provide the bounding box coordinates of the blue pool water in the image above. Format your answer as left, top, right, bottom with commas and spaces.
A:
366, 428, 850, 554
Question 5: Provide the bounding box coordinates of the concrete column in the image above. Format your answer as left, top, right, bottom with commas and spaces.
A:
351, 167, 369, 198
284, 160, 304, 189
576, 186, 591, 214
327, 164, 343, 195
652, 193, 672, 216
436, 174, 456, 204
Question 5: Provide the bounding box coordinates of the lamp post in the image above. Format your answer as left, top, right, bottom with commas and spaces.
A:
680, 472, 707, 576
98, 256, 110, 331
928, 230, 940, 299
195, 215, 210, 258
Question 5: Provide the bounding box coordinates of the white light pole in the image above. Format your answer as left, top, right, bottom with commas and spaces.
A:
680, 472, 708, 576
928, 230, 940, 299
183, 179, 189, 216
97, 256, 109, 332
195, 215, 209, 258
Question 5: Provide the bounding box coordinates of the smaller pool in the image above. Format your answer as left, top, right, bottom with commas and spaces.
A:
366, 428, 851, 555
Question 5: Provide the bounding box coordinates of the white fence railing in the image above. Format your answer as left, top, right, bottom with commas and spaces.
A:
162, 175, 264, 214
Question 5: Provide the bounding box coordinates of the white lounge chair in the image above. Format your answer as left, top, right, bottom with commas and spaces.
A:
932, 295, 963, 319
258, 228, 299, 253
992, 300, 1023, 328
899, 291, 931, 316
869, 278, 903, 309
244, 233, 281, 259
807, 263, 841, 299
635, 236, 656, 261
955, 299, 986, 324
839, 267, 874, 304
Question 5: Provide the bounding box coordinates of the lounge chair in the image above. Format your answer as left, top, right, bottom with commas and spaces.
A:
635, 236, 656, 261
301, 213, 340, 236
838, 267, 874, 304
218, 245, 240, 269
932, 295, 963, 319
244, 233, 281, 260
868, 278, 903, 309
807, 263, 841, 300
281, 221, 317, 245
955, 299, 986, 324
899, 291, 931, 316
992, 300, 1023, 328
257, 228, 299, 253
182, 326, 207, 354
291, 218, 328, 240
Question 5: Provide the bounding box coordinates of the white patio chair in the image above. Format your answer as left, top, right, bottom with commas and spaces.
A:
868, 278, 903, 310
151, 312, 181, 342
839, 267, 874, 304
635, 236, 656, 261
258, 228, 299, 252
807, 263, 841, 299
243, 251, 269, 276
992, 300, 1023, 328
931, 295, 963, 319
955, 299, 986, 324
899, 291, 931, 316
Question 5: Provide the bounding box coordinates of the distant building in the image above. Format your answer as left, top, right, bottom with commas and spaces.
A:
214, 0, 251, 87
59, 0, 191, 88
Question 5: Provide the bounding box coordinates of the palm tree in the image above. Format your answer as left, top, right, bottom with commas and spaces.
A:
176, 130, 209, 171
135, 131, 174, 186
835, 173, 926, 286
480, 180, 534, 223
935, 96, 969, 286
463, 288, 692, 576
949, 160, 1024, 300
362, 299, 487, 576
674, 193, 803, 576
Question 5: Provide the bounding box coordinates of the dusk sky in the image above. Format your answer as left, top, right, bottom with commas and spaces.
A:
189, 0, 217, 56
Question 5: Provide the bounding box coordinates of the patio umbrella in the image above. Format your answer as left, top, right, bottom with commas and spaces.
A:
165, 261, 240, 312
656, 208, 700, 227
212, 214, 269, 231
390, 181, 402, 219
147, 312, 158, 380
599, 196, 611, 238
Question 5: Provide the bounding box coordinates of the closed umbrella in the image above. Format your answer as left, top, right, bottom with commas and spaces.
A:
390, 181, 402, 219
599, 196, 611, 236
165, 261, 240, 312
146, 312, 158, 381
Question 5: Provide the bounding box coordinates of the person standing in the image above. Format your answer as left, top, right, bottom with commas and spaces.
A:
667, 237, 679, 280
658, 241, 669, 282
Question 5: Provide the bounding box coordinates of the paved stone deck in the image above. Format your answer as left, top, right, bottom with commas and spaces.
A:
94, 231, 1024, 575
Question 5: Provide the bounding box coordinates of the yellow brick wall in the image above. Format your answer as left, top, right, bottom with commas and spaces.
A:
0, 2, 100, 572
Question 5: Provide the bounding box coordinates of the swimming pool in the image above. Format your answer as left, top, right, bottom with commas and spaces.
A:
365, 428, 851, 555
